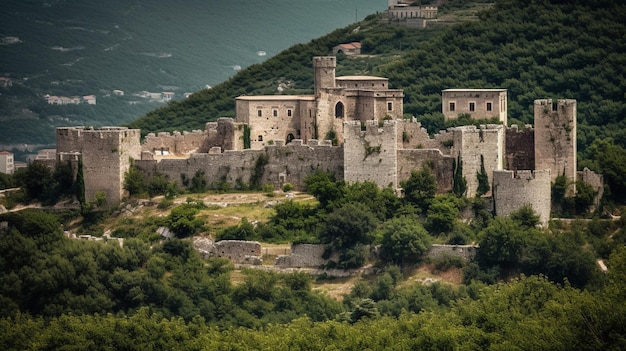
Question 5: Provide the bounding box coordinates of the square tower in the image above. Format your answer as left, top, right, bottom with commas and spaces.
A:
533, 99, 577, 185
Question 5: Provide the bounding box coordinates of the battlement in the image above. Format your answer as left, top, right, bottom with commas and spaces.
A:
312, 56, 336, 68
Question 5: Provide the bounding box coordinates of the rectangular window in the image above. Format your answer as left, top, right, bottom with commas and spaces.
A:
469, 102, 475, 112
287, 109, 292, 117
449, 102, 455, 112
257, 109, 262, 117
387, 102, 393, 111
272, 109, 278, 117
486, 102, 492, 111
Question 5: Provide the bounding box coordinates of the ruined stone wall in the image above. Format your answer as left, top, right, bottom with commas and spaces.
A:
396, 119, 453, 153
214, 240, 262, 264
425, 244, 478, 261
57, 127, 141, 206
142, 130, 206, 155
578, 168, 604, 213
493, 169, 552, 226
505, 125, 535, 171
202, 118, 244, 152
275, 244, 339, 268
398, 149, 454, 193
534, 99, 577, 185
343, 120, 398, 188
135, 141, 343, 191
451, 125, 504, 197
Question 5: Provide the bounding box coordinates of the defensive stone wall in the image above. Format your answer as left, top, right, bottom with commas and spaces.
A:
396, 118, 453, 153
343, 120, 398, 188
142, 129, 206, 155
397, 149, 454, 193
135, 141, 343, 191
534, 99, 577, 185
192, 238, 262, 264
451, 125, 504, 197
493, 169, 552, 226
505, 124, 535, 171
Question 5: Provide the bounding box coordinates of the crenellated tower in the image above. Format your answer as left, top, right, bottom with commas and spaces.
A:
533, 99, 577, 187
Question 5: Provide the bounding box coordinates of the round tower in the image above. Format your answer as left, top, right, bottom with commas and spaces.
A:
313, 56, 336, 96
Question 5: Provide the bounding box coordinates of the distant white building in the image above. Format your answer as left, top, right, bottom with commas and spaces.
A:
0, 151, 14, 174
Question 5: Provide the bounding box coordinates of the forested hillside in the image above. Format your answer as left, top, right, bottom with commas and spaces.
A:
129, 0, 626, 164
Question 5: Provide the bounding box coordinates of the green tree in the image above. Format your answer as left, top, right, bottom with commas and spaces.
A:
476, 217, 527, 270
476, 154, 490, 197
378, 217, 431, 266
304, 169, 345, 209
124, 165, 146, 196
426, 195, 460, 234
401, 166, 436, 212
452, 155, 467, 197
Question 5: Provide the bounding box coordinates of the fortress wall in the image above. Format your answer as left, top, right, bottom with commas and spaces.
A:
142, 129, 206, 155
493, 169, 552, 226
343, 120, 398, 188
534, 99, 577, 185
397, 119, 453, 153
397, 149, 454, 193
136, 142, 343, 191
505, 125, 535, 171
451, 125, 504, 197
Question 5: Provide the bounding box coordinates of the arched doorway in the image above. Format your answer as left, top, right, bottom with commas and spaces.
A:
335, 101, 344, 118
286, 133, 295, 143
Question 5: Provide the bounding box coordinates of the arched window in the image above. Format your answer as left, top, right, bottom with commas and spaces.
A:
335, 101, 344, 118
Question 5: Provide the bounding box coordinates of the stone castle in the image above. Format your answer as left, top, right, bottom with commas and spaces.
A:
55, 56, 601, 226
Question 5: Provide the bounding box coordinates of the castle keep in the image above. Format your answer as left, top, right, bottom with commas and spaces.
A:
55, 56, 590, 225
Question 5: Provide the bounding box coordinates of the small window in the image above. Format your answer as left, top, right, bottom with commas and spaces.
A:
449, 102, 455, 112
257, 109, 262, 117
258, 135, 263, 142
486, 102, 492, 111
469, 102, 475, 112
287, 109, 292, 117
272, 109, 278, 117
387, 102, 393, 111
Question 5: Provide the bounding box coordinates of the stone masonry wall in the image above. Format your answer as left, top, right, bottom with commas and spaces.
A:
343, 120, 398, 188
57, 127, 141, 206
534, 99, 577, 185
397, 119, 453, 154
142, 130, 206, 155
493, 169, 552, 226
397, 149, 454, 193
451, 125, 504, 198
136, 141, 343, 191
505, 125, 535, 171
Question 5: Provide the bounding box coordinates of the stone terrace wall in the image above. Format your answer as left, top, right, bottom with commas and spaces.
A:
505, 125, 535, 171
425, 244, 478, 261
275, 244, 339, 268
136, 141, 343, 191
493, 169, 552, 226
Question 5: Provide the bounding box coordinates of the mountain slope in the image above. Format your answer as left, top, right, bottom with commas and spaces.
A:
128, 0, 626, 158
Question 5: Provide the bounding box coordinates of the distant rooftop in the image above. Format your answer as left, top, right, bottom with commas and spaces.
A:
236, 95, 315, 101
